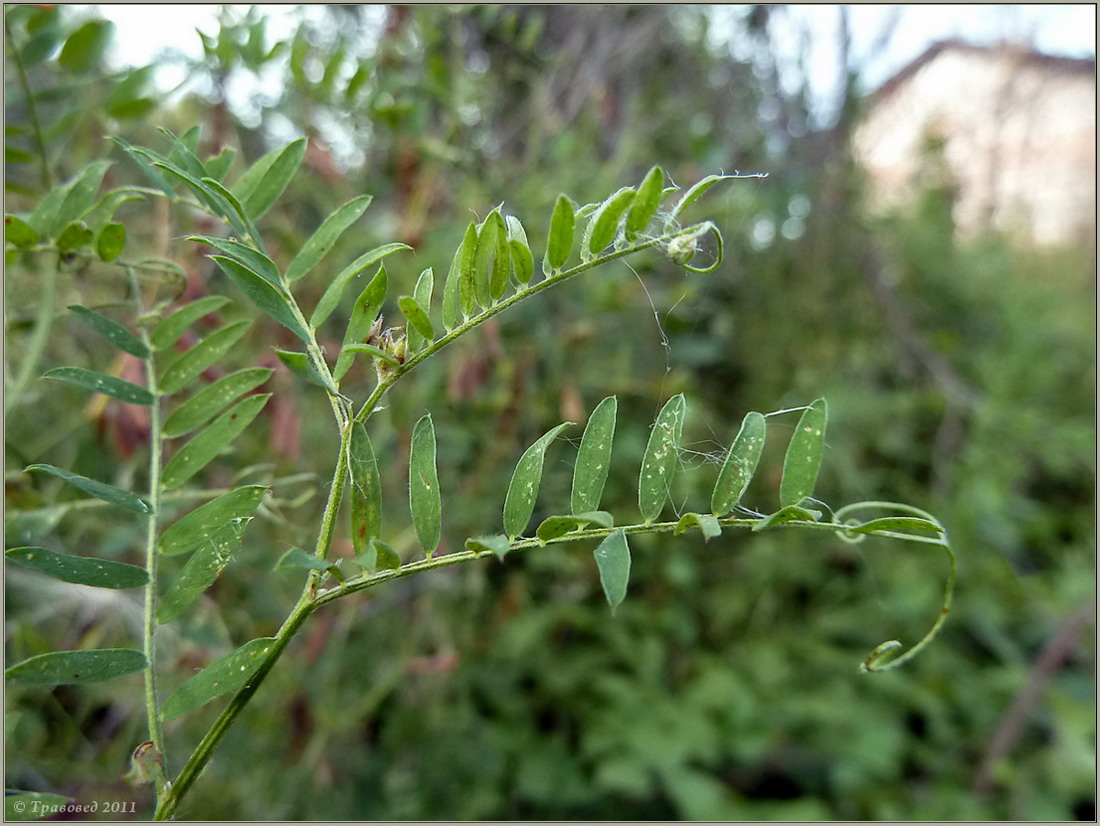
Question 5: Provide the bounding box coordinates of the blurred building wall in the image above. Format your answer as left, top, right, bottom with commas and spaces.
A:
853, 40, 1096, 247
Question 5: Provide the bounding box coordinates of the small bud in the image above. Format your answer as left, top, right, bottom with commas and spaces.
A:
666, 233, 698, 266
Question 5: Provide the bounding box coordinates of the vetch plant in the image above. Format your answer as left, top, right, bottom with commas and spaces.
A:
4, 129, 955, 820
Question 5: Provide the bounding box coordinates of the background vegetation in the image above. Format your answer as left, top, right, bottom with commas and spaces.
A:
5, 5, 1094, 820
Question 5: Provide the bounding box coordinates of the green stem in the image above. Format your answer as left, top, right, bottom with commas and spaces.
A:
353, 233, 674, 424
4, 15, 52, 189
126, 266, 169, 801
6, 253, 58, 415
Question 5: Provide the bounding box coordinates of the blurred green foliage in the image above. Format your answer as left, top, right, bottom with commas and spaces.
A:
5, 5, 1093, 820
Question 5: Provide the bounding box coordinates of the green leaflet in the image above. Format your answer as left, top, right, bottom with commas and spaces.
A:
162, 368, 273, 438
465, 534, 511, 561
711, 411, 766, 515
58, 19, 112, 73
157, 519, 248, 624
54, 160, 112, 233
25, 463, 151, 514
5, 648, 147, 686
404, 267, 435, 352
457, 221, 480, 318
626, 165, 664, 241
333, 264, 387, 381
584, 187, 635, 258
309, 242, 411, 328
110, 136, 175, 198
488, 210, 512, 300
535, 511, 613, 542
593, 528, 630, 612
188, 235, 281, 285
667, 173, 735, 224
409, 413, 441, 556
42, 366, 153, 406
274, 547, 332, 573
56, 220, 93, 252
27, 186, 68, 239
6, 546, 149, 589
233, 138, 307, 219
779, 398, 828, 508
348, 423, 382, 557
752, 504, 823, 532
199, 177, 265, 250
161, 394, 270, 489
441, 239, 463, 330
285, 194, 373, 283
503, 422, 573, 540
543, 194, 575, 274
158, 320, 250, 395
674, 512, 722, 541
472, 210, 505, 306
356, 538, 401, 571
209, 255, 311, 344
4, 214, 38, 247
156, 126, 206, 179
846, 517, 945, 536
638, 394, 686, 523
151, 296, 230, 352
398, 295, 434, 346
152, 162, 246, 237
161, 637, 277, 720
95, 221, 126, 261
205, 146, 236, 180
275, 349, 338, 393
342, 343, 399, 366
571, 395, 617, 515
160, 485, 268, 556
506, 214, 534, 285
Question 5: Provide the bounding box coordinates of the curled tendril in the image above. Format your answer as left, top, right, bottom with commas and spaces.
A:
674, 221, 723, 274
834, 501, 957, 674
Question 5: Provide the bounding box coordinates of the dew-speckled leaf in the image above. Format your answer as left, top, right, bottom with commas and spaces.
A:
503, 422, 573, 540
43, 367, 154, 406
160, 637, 277, 720
5, 213, 38, 247
848, 517, 945, 536
95, 221, 126, 261
571, 395, 617, 515
457, 221, 480, 318
150, 296, 230, 352
6, 792, 71, 821
465, 534, 511, 561
409, 414, 441, 556
544, 194, 575, 274
711, 411, 766, 515
159, 485, 268, 556
162, 368, 273, 438
309, 242, 410, 328
25, 463, 151, 514
158, 320, 250, 395
157, 519, 248, 623
5, 648, 146, 685
275, 349, 337, 393
333, 264, 387, 381
585, 187, 635, 258
505, 214, 534, 285
674, 512, 721, 541
188, 235, 281, 285
348, 423, 382, 556
398, 295, 434, 344
535, 511, 613, 542
626, 166, 664, 241
638, 394, 686, 523
779, 398, 828, 508
593, 528, 630, 612
210, 255, 311, 343
233, 137, 307, 219
405, 267, 435, 351
751, 504, 822, 532
161, 394, 270, 489
285, 194, 372, 282
6, 546, 149, 589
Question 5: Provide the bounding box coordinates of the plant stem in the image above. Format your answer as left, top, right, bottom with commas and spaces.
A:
126, 266, 169, 802
4, 15, 53, 189
6, 253, 58, 415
